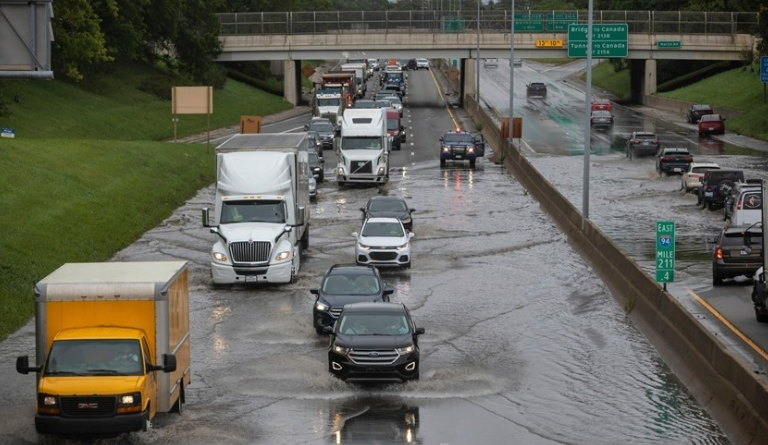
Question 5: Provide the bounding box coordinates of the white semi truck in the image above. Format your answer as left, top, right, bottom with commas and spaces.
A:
202, 133, 311, 284
312, 88, 344, 126
336, 108, 391, 186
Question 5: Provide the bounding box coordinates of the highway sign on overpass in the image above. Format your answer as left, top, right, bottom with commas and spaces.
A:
567, 24, 628, 58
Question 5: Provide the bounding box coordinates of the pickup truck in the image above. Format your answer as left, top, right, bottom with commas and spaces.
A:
439, 130, 485, 169
526, 82, 547, 98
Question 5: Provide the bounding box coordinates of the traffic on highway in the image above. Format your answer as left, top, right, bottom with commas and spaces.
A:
0, 58, 743, 443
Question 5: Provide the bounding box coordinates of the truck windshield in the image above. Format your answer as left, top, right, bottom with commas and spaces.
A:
221, 200, 286, 224
317, 98, 340, 107
45, 339, 143, 376
342, 137, 382, 150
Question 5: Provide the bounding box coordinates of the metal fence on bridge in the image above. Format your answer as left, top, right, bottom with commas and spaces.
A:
217, 10, 758, 37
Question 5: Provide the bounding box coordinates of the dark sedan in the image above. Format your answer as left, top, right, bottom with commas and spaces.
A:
360, 196, 415, 231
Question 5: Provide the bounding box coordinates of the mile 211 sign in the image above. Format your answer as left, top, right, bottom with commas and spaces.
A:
656, 221, 675, 283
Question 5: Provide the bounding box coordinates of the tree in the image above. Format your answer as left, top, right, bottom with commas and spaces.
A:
51, 0, 113, 81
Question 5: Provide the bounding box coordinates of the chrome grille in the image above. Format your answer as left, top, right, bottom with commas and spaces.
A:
350, 160, 373, 174
349, 349, 398, 365
230, 241, 271, 263
329, 307, 343, 318
370, 251, 398, 261
61, 397, 116, 417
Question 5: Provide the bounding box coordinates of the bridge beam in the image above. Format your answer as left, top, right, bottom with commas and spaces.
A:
283, 59, 302, 106
629, 59, 657, 104
461, 58, 476, 107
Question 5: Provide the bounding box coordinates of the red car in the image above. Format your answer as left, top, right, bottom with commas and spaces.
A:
591, 98, 612, 112
698, 114, 725, 135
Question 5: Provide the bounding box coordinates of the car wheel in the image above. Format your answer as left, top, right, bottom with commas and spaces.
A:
403, 261, 411, 269
171, 385, 184, 414
469, 159, 476, 168
316, 327, 326, 335
756, 307, 768, 323
440, 158, 446, 167
301, 226, 309, 250
713, 269, 723, 286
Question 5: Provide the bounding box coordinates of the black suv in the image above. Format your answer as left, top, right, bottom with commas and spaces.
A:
308, 151, 324, 183
697, 169, 745, 210
405, 59, 418, 71
325, 302, 425, 382
311, 264, 393, 335
712, 226, 762, 285
686, 104, 713, 123
655, 147, 693, 176
625, 131, 660, 158
526, 82, 547, 98
304, 118, 336, 152
360, 196, 415, 231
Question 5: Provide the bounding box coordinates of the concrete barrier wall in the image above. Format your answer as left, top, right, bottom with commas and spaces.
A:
643, 94, 741, 120
464, 95, 768, 444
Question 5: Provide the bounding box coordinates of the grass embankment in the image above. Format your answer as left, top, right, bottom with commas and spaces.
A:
0, 62, 291, 341
584, 60, 631, 99
656, 67, 768, 141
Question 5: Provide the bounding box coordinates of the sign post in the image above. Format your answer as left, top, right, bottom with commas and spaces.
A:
760, 56, 768, 103
656, 221, 676, 289
568, 24, 628, 58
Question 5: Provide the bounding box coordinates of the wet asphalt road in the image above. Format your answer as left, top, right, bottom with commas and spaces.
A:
0, 65, 732, 444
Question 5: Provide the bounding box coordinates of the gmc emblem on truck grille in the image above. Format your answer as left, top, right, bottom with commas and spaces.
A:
78, 402, 99, 409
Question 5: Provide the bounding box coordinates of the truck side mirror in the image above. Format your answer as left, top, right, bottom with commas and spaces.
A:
162, 354, 177, 373
202, 207, 210, 228
16, 355, 41, 375
297, 207, 306, 225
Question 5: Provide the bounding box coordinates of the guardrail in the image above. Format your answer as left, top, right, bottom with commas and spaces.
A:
217, 10, 758, 37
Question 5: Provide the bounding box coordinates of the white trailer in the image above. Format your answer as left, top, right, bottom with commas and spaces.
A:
202, 133, 311, 284
337, 108, 391, 186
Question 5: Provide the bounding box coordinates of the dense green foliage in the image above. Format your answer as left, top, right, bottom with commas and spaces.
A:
0, 62, 291, 342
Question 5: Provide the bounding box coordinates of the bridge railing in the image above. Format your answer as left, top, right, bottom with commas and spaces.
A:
217, 10, 758, 36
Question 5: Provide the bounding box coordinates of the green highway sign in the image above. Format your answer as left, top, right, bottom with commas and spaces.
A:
657, 40, 681, 49
567, 23, 628, 58
656, 221, 675, 283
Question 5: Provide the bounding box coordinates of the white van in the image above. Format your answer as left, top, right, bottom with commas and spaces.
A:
725, 183, 762, 227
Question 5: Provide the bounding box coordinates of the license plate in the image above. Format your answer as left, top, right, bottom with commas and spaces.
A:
454, 155, 462, 159
244, 276, 259, 282
673, 168, 681, 172
643, 142, 648, 145
708, 127, 714, 130
705, 192, 713, 197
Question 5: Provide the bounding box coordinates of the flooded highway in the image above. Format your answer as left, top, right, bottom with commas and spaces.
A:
0, 63, 733, 444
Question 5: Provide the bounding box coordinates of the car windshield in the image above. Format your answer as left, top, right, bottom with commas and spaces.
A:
592, 111, 611, 117
530, 83, 545, 89
722, 232, 761, 247
342, 137, 382, 150
45, 339, 143, 376
386, 97, 401, 105
635, 134, 657, 140
308, 152, 320, 164
309, 122, 334, 132
355, 101, 376, 109
376, 100, 392, 108
338, 314, 410, 335
322, 274, 380, 295
692, 166, 718, 173
220, 200, 286, 224
701, 115, 721, 122
362, 221, 405, 237
443, 133, 474, 144
369, 200, 407, 212
693, 105, 712, 111
387, 118, 399, 130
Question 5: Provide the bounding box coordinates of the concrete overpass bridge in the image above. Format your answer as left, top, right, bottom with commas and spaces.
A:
215, 10, 758, 104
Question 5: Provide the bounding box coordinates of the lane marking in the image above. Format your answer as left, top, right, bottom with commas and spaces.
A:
427, 68, 461, 130
686, 288, 768, 362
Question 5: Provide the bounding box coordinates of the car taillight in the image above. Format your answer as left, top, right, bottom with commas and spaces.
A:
715, 248, 723, 260
662, 156, 670, 161
737, 199, 743, 210
684, 156, 693, 162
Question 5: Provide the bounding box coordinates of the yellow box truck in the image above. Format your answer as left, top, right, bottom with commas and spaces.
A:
16, 261, 192, 436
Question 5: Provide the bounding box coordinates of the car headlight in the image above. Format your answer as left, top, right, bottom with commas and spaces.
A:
468, 147, 474, 153
396, 345, 414, 354
357, 242, 370, 250
274, 251, 291, 261
212, 252, 228, 262
378, 167, 386, 175
116, 392, 142, 414
397, 242, 409, 249
37, 393, 60, 415
338, 166, 346, 176
315, 302, 329, 311
333, 345, 351, 356
442, 146, 450, 152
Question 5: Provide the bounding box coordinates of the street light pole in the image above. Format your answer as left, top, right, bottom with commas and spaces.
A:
582, 0, 594, 228
509, 0, 515, 147
476, 0, 480, 102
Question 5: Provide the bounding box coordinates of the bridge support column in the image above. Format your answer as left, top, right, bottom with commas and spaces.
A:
629, 59, 657, 104
283, 59, 301, 106
461, 58, 476, 106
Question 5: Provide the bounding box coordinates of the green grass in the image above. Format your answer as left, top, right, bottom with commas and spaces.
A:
0, 61, 291, 341
585, 61, 631, 99
657, 67, 768, 141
